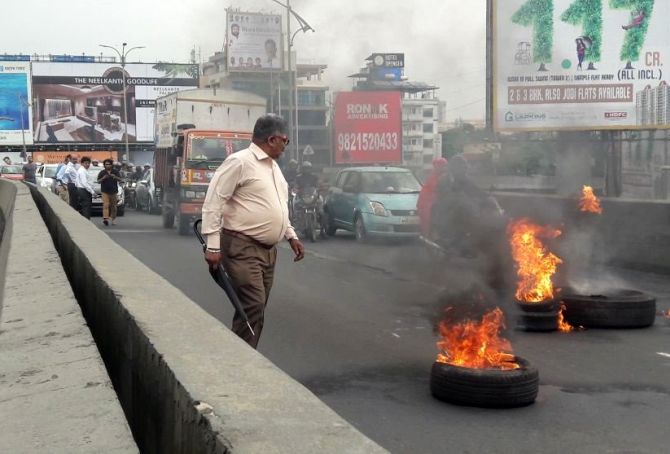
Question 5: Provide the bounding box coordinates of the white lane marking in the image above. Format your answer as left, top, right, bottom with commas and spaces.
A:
656, 352, 670, 358
392, 333, 400, 338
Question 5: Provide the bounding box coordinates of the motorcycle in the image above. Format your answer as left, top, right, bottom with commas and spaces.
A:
124, 179, 138, 210
291, 186, 322, 242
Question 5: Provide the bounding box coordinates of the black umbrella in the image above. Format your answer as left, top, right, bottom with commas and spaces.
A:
194, 219, 254, 336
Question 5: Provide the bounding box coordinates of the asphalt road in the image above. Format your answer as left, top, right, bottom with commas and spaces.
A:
97, 210, 670, 454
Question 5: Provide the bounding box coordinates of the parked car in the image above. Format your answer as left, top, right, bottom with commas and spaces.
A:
36, 164, 60, 193
87, 167, 125, 216
0, 164, 24, 181
134, 168, 161, 214
322, 166, 422, 241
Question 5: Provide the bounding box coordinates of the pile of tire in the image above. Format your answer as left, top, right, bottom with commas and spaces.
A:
516, 299, 559, 332
561, 289, 656, 328
430, 357, 539, 408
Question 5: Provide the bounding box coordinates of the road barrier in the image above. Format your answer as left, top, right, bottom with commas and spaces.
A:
494, 191, 670, 273
0, 181, 137, 452
28, 185, 387, 453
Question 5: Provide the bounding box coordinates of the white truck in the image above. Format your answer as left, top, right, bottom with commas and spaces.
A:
153, 88, 267, 234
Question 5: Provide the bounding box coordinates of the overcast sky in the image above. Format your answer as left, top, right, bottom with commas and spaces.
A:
1, 0, 486, 122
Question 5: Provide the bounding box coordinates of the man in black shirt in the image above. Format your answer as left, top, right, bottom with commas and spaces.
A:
97, 158, 123, 226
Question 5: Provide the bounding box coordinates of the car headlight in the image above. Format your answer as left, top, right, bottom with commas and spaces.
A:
130, 182, 137, 188
196, 191, 207, 199
369, 201, 389, 217
185, 190, 196, 198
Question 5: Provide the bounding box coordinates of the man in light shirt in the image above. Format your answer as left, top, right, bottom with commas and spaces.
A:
55, 154, 71, 203
75, 156, 96, 220
202, 114, 305, 348
65, 154, 80, 210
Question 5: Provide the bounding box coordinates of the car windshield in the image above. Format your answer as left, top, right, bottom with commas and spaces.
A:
360, 171, 421, 194
1, 165, 22, 174
187, 137, 250, 168
88, 167, 105, 180
44, 166, 58, 178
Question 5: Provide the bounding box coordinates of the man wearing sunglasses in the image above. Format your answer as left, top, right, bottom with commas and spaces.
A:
202, 114, 305, 348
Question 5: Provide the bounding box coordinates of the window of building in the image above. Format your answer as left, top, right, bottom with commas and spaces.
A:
423, 108, 434, 118
423, 139, 434, 149
423, 123, 433, 133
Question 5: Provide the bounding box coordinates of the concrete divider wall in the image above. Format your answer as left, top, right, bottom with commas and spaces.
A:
493, 192, 670, 273
0, 179, 18, 314
30, 185, 387, 454
0, 182, 137, 453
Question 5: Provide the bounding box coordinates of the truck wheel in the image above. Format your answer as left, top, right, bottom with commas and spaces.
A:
177, 215, 190, 236
162, 207, 175, 228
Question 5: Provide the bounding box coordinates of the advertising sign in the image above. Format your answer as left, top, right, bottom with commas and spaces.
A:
494, 0, 670, 131
31, 62, 198, 144
369, 53, 405, 68
0, 62, 33, 145
334, 91, 402, 165
227, 11, 283, 71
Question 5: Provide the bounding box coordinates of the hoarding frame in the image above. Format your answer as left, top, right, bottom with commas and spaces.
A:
333, 91, 402, 165
31, 62, 198, 145
226, 10, 284, 73
0, 61, 33, 146
492, 0, 670, 133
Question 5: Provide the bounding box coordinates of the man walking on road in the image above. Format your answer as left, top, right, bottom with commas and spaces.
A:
202, 114, 305, 348
97, 158, 122, 226
75, 156, 96, 220
22, 155, 37, 184
55, 155, 71, 203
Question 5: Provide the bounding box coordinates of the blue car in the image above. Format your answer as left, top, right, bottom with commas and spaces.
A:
323, 166, 422, 241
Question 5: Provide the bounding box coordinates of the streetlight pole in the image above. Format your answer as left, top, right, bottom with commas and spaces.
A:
17, 93, 28, 159
99, 43, 145, 161
270, 0, 314, 162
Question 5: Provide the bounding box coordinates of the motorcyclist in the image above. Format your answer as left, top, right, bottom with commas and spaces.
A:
430, 154, 510, 290
283, 159, 299, 188
295, 161, 319, 192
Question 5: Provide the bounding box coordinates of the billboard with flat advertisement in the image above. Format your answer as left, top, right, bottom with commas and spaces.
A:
0, 61, 33, 145
334, 91, 402, 165
494, 0, 670, 132
226, 11, 283, 71
31, 62, 198, 144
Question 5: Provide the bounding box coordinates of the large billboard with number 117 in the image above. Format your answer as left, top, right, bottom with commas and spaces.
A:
334, 91, 402, 165
495, 0, 670, 131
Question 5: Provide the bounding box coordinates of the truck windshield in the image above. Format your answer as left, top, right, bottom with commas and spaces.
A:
187, 137, 250, 167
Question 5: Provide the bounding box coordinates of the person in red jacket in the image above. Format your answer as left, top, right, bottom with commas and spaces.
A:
417, 157, 448, 237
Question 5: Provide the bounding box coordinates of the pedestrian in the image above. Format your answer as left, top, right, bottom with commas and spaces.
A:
75, 156, 96, 220
65, 154, 80, 211
22, 155, 37, 184
202, 114, 305, 348
97, 158, 122, 226
55, 154, 71, 203
417, 157, 448, 237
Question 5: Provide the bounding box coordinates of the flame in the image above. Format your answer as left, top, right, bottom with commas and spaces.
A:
436, 308, 519, 370
557, 304, 574, 333
579, 185, 603, 214
508, 218, 563, 303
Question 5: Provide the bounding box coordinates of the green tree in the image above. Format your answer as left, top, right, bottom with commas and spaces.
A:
512, 0, 554, 71
561, 0, 602, 68
610, 0, 655, 67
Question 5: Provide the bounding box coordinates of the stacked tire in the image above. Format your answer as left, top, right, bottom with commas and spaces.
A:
516, 299, 559, 332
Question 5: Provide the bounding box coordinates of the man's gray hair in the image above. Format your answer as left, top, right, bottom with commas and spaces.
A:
253, 114, 288, 142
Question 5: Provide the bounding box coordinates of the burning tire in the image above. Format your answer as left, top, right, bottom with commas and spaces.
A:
430, 357, 539, 408
561, 289, 656, 328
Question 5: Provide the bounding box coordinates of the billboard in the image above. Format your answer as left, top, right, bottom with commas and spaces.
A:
334, 91, 402, 165
494, 0, 670, 131
227, 11, 283, 71
0, 62, 33, 145
31, 62, 198, 144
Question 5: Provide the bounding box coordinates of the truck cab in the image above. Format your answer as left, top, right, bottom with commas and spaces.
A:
156, 129, 251, 235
